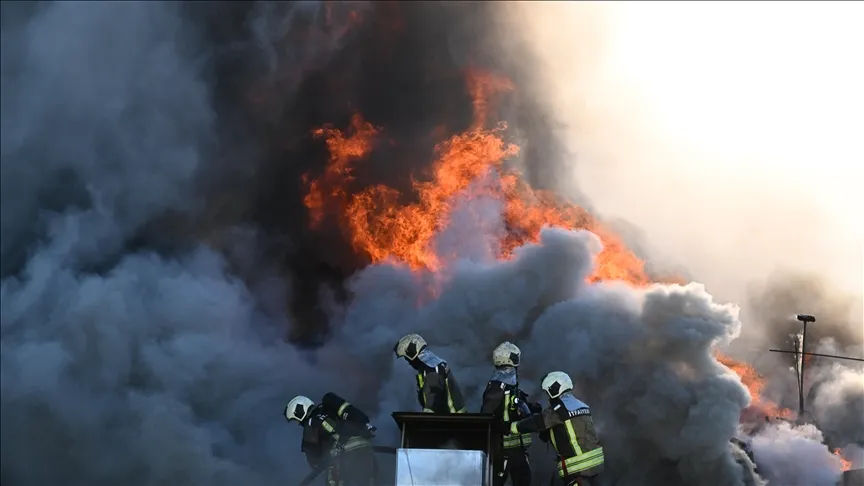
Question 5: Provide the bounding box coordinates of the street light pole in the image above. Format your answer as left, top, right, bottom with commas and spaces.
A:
795, 314, 815, 417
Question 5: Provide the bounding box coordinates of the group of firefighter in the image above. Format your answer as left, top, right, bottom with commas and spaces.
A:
285, 334, 605, 486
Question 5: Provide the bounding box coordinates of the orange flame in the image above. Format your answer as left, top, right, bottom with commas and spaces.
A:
834, 448, 852, 472
465, 67, 515, 130
305, 69, 654, 285
716, 353, 795, 421
303, 67, 797, 425
304, 114, 380, 228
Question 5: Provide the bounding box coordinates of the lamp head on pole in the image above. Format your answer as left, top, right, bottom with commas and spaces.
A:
796, 314, 816, 323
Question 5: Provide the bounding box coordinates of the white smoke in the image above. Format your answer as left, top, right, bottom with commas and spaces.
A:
810, 362, 864, 448
750, 422, 846, 486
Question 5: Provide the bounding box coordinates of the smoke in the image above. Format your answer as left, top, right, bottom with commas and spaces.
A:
809, 362, 864, 449
0, 2, 580, 485
746, 271, 863, 359
334, 225, 775, 485
1, 2, 858, 486
751, 422, 848, 486
0, 2, 348, 485
493, 2, 864, 478
743, 272, 864, 456
493, 1, 864, 306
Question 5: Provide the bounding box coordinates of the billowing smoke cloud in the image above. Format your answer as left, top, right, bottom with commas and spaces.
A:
0, 2, 347, 485
744, 271, 864, 467
0, 2, 578, 485
338, 225, 769, 485
747, 272, 863, 360
492, 3, 864, 481
751, 422, 849, 486
1, 2, 858, 486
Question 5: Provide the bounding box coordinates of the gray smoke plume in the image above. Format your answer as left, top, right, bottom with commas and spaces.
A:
807, 345, 864, 449
0, 2, 350, 486
750, 422, 849, 486
740, 272, 864, 481
2, 3, 857, 486
338, 225, 767, 486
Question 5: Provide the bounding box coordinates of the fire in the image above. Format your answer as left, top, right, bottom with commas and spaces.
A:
304, 68, 653, 285
464, 68, 515, 130
304, 114, 380, 228
346, 125, 518, 271
716, 353, 795, 421
834, 448, 852, 472
302, 64, 818, 435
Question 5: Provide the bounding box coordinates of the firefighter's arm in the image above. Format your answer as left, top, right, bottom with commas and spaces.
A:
518, 389, 543, 414
301, 425, 325, 469
480, 382, 505, 415
321, 392, 370, 424
444, 367, 467, 412
421, 370, 447, 413
510, 407, 561, 435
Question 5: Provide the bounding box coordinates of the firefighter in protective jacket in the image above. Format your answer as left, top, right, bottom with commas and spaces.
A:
510, 371, 604, 486
285, 393, 378, 486
394, 333, 467, 414
481, 341, 541, 486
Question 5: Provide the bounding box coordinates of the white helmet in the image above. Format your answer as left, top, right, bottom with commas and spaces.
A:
492, 341, 521, 367
285, 395, 315, 422
541, 371, 573, 399
394, 333, 427, 360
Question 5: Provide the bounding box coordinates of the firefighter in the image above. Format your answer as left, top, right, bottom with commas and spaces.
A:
394, 333, 467, 414
481, 341, 541, 486
285, 393, 378, 486
509, 371, 604, 486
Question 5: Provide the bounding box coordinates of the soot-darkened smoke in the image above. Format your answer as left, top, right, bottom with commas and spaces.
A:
747, 272, 864, 444
0, 2, 574, 485
747, 272, 863, 363
199, 0, 570, 343
1, 2, 855, 486
743, 272, 864, 480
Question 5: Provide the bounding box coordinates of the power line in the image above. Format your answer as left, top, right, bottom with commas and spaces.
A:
767, 314, 864, 419
768, 349, 864, 363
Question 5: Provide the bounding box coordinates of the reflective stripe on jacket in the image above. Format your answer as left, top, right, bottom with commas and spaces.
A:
416, 363, 467, 414
511, 393, 604, 478
500, 388, 532, 449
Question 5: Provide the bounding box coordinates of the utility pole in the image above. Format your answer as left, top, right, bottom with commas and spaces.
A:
768, 314, 864, 419
797, 314, 813, 416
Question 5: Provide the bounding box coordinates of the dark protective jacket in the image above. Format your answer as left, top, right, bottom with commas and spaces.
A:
512, 392, 604, 479
413, 349, 467, 414
481, 366, 536, 449
300, 393, 373, 469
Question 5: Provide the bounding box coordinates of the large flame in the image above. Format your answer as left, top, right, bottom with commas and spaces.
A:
303, 69, 652, 284
716, 353, 795, 422
301, 66, 809, 434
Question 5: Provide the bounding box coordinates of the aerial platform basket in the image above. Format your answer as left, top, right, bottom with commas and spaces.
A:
392, 412, 496, 486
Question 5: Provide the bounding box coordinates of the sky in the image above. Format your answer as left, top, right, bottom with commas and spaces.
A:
500, 1, 864, 303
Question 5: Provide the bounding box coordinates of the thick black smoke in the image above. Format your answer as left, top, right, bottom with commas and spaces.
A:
1, 2, 854, 486
0, 2, 576, 485
202, 0, 573, 343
